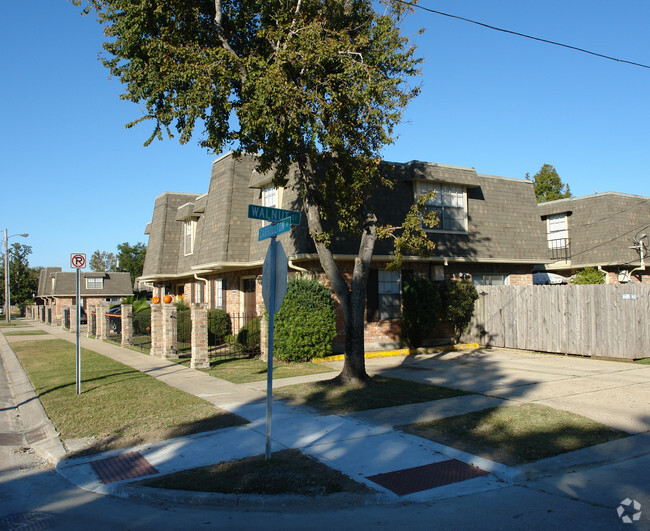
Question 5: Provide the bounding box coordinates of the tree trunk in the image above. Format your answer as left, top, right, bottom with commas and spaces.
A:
296, 153, 376, 385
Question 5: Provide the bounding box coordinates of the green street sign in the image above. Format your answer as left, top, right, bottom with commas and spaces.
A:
248, 204, 300, 225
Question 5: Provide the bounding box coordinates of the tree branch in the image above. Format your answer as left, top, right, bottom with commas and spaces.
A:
214, 0, 247, 83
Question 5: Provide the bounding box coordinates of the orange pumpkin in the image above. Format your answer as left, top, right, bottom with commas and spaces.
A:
163, 295, 173, 304
152, 296, 160, 304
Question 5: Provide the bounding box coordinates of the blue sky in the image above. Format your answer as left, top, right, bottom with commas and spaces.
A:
2, 1, 649, 270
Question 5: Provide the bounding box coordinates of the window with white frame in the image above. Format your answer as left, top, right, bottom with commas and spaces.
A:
415, 181, 467, 232
262, 186, 278, 227
184, 220, 195, 255
86, 277, 103, 289
378, 270, 401, 320
546, 214, 569, 250
472, 274, 507, 286
212, 279, 224, 309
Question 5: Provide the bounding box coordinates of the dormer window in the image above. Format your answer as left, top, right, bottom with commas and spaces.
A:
415, 181, 468, 232
86, 277, 103, 289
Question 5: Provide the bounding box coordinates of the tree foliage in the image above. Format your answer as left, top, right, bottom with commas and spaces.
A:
526, 164, 572, 203
72, 0, 428, 383
572, 267, 606, 285
89, 250, 116, 272
117, 242, 147, 285
0, 243, 41, 308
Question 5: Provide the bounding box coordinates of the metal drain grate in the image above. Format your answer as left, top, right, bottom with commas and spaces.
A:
0, 511, 56, 531
90, 451, 158, 484
366, 459, 488, 496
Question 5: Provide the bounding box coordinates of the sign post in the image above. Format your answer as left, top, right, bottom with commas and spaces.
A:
70, 253, 86, 394
249, 205, 299, 460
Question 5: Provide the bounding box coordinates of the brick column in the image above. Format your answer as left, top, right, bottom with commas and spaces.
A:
190, 304, 209, 369
97, 303, 109, 341
70, 305, 78, 333
121, 304, 133, 347
150, 303, 162, 356
160, 302, 178, 358
87, 308, 95, 338
258, 303, 269, 361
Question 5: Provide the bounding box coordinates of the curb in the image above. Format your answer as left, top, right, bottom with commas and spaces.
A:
312, 344, 481, 363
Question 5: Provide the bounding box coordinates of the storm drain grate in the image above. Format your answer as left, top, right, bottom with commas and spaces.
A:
366, 459, 488, 496
0, 432, 24, 446
0, 511, 56, 531
91, 451, 159, 484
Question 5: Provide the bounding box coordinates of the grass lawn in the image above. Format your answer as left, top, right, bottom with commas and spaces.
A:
173, 356, 335, 384
3, 330, 48, 336
400, 403, 630, 466
12, 339, 246, 455
0, 321, 29, 328
636, 358, 650, 365
139, 449, 374, 496
273, 375, 471, 415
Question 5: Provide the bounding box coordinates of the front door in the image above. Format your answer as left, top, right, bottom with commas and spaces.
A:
243, 278, 256, 318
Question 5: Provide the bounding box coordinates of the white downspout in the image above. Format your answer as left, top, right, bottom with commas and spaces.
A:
194, 274, 210, 305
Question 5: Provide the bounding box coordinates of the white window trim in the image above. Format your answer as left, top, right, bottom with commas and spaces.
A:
414, 181, 468, 234
546, 214, 569, 249
184, 220, 196, 256
86, 277, 104, 289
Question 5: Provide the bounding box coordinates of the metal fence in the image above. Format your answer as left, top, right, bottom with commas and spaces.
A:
464, 284, 650, 359
107, 313, 122, 344
63, 308, 70, 329
177, 310, 192, 354
208, 311, 260, 359
132, 311, 151, 352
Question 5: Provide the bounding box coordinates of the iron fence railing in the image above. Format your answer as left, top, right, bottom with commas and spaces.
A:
207, 311, 260, 359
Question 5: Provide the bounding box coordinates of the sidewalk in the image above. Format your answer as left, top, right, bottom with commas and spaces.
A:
2, 318, 649, 509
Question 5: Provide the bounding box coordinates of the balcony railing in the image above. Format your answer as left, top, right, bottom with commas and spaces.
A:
548, 238, 571, 262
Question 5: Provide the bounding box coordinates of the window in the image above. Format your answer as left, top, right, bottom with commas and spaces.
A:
212, 279, 224, 310
415, 181, 467, 232
86, 277, 103, 289
378, 270, 401, 320
184, 220, 195, 255
547, 214, 569, 249
472, 274, 506, 286
262, 186, 278, 227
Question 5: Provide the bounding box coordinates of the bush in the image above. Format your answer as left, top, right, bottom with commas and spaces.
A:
572, 267, 605, 285
207, 309, 232, 345
177, 310, 192, 344
274, 277, 337, 362
133, 309, 151, 336
440, 280, 479, 342
400, 277, 443, 348
237, 317, 261, 354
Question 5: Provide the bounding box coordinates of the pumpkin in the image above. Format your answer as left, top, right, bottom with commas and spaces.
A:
152, 296, 160, 304
163, 295, 173, 304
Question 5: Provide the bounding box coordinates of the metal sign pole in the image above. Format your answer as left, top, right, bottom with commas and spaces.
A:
76, 267, 81, 395
265, 235, 277, 460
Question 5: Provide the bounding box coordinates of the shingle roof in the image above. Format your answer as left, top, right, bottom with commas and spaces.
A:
51, 272, 133, 297
538, 192, 650, 267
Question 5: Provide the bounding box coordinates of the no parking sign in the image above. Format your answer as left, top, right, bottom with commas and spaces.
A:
70, 253, 86, 269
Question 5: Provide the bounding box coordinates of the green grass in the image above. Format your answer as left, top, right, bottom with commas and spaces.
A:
273, 375, 471, 414
3, 330, 48, 336
400, 403, 630, 465
12, 339, 246, 455
635, 357, 650, 365
173, 356, 335, 384
0, 322, 29, 328
140, 449, 374, 496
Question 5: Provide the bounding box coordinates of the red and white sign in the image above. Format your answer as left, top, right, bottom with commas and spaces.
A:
70, 253, 86, 269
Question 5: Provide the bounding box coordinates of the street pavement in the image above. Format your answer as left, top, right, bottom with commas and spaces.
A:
1, 318, 648, 530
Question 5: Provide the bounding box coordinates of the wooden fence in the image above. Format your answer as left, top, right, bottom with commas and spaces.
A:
463, 284, 650, 359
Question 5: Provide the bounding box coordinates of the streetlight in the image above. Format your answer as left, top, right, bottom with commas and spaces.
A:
3, 229, 29, 324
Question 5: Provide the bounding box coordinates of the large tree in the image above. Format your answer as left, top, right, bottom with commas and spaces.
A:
73, 0, 431, 384
117, 242, 147, 286
1, 243, 41, 309
89, 250, 117, 272
526, 164, 572, 203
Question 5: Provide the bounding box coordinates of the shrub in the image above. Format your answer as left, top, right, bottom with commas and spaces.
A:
400, 277, 443, 348
572, 267, 605, 285
132, 309, 151, 336
440, 280, 479, 342
177, 310, 192, 344
274, 277, 337, 362
207, 309, 232, 345
237, 317, 261, 354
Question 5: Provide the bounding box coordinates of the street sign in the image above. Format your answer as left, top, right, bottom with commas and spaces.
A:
70, 253, 86, 269
248, 204, 300, 226
262, 241, 288, 314
258, 217, 291, 241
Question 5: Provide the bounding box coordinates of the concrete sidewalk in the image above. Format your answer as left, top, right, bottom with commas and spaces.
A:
2, 318, 649, 509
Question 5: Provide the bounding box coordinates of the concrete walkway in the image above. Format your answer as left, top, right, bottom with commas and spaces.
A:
2, 318, 649, 509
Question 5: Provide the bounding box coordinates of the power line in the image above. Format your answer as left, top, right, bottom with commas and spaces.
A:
397, 0, 650, 70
